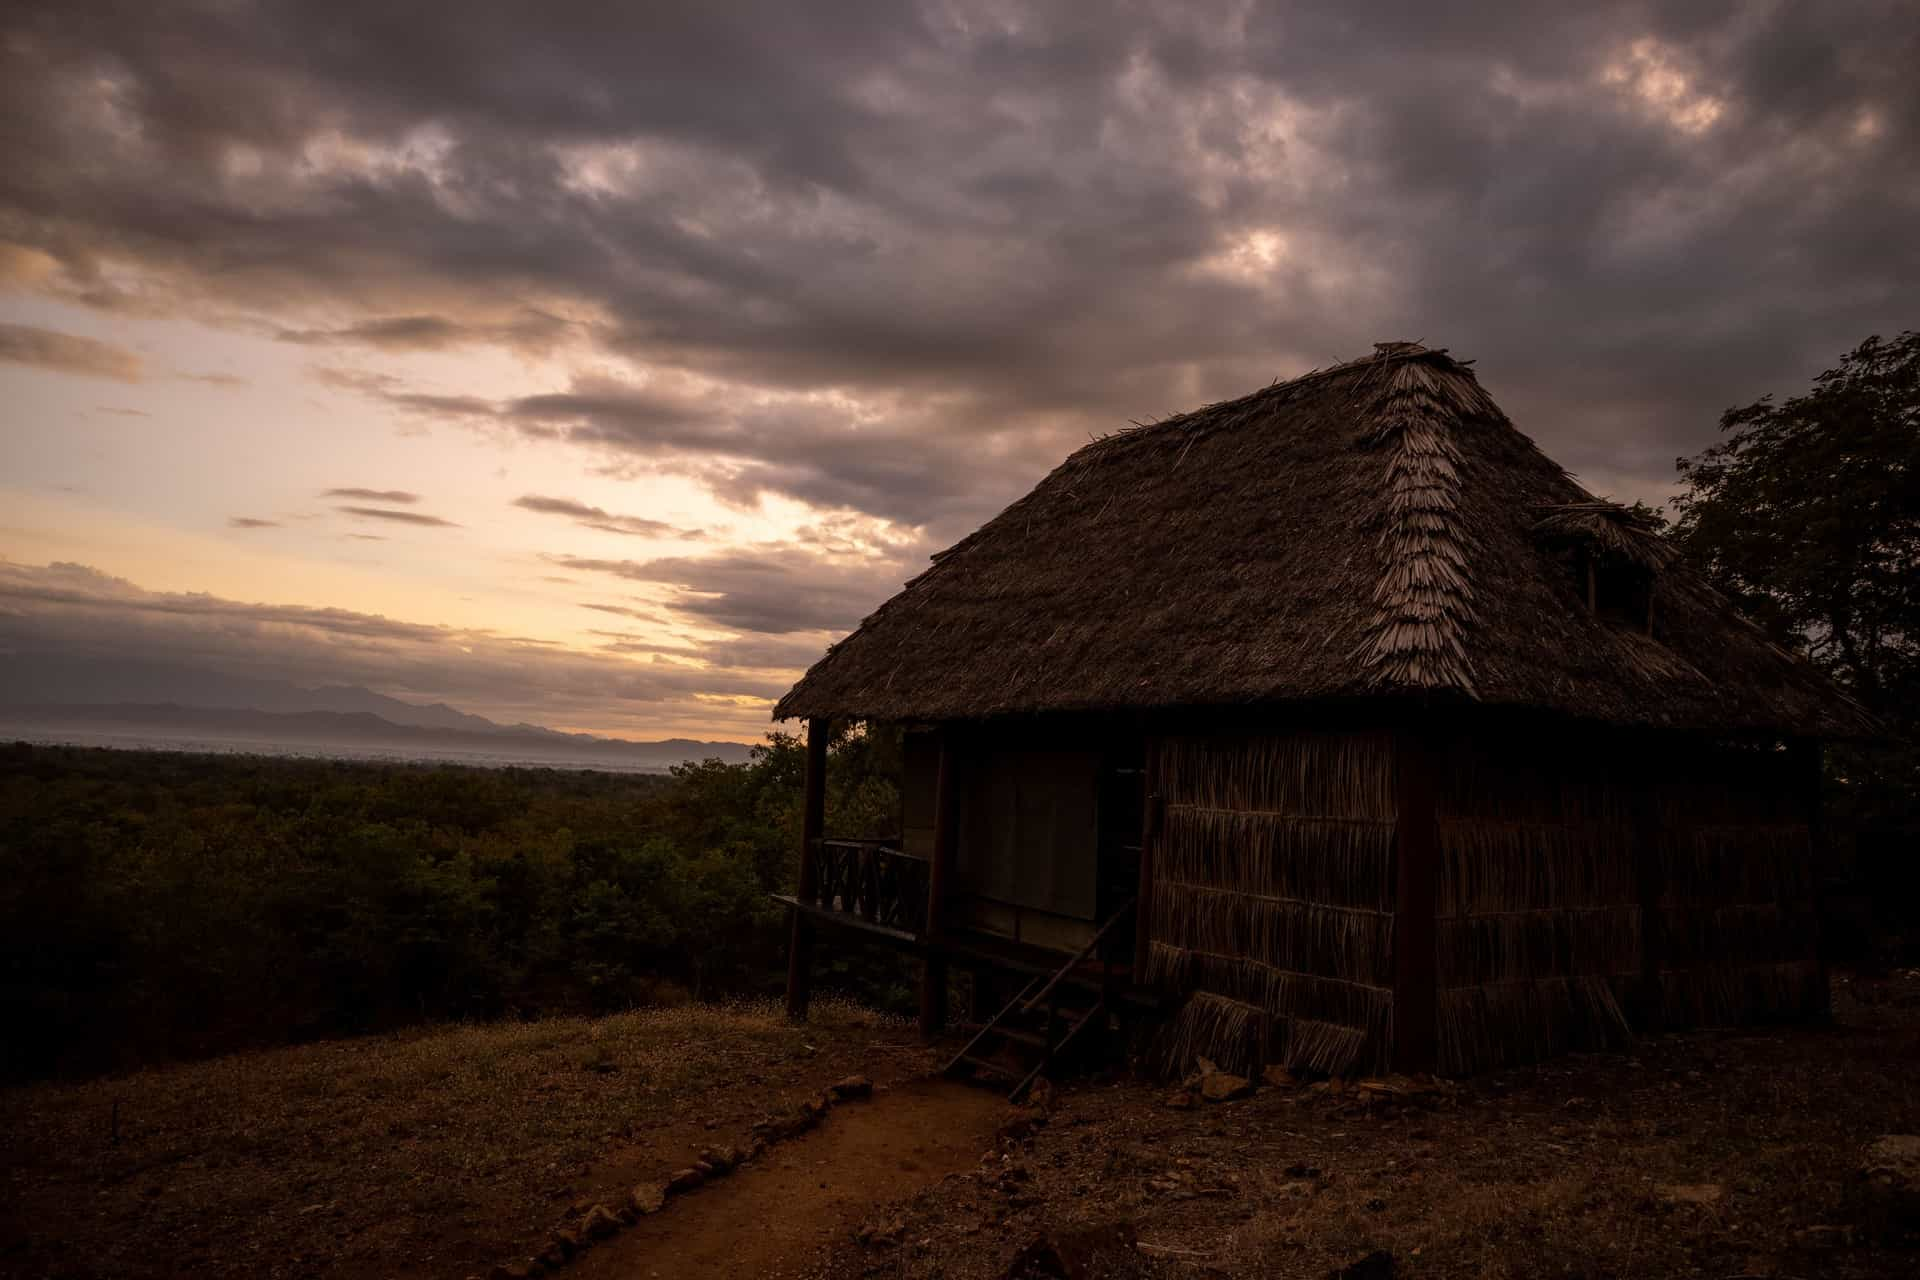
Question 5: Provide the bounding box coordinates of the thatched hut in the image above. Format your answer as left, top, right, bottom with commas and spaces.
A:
774, 342, 1873, 1084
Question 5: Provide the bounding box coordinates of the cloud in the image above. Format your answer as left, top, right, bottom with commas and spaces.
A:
336, 505, 458, 527
0, 560, 791, 735
278, 310, 570, 352
227, 516, 280, 529
6, 3, 1909, 530
0, 323, 142, 382
513, 494, 692, 538
550, 540, 922, 634
323, 487, 421, 503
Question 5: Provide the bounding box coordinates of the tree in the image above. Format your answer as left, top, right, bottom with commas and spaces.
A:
1671, 330, 1919, 817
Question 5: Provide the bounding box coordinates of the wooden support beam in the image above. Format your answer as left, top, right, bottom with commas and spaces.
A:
919, 727, 956, 1040
1628, 736, 1666, 1034
1788, 737, 1832, 1022
1134, 736, 1162, 982
784, 717, 828, 1022
1391, 727, 1440, 1075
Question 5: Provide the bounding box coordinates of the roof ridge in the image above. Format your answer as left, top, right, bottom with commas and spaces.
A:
1354, 358, 1481, 693
1081, 342, 1472, 457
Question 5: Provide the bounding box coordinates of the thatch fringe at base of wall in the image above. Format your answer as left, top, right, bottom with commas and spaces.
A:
1438, 976, 1632, 1076
1144, 944, 1393, 1078
1659, 962, 1825, 1028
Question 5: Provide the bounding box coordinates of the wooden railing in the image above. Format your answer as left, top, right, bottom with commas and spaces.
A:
808, 838, 930, 936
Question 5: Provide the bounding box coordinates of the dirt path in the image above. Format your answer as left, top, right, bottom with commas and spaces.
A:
569, 1080, 1008, 1280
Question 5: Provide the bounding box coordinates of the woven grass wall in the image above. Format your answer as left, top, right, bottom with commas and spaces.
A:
1650, 743, 1822, 1030
1147, 731, 1396, 1078
1436, 737, 1639, 1075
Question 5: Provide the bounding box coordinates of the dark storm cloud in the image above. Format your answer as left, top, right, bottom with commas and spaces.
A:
0, 322, 142, 381
2, 1, 1916, 532
512, 494, 692, 539
323, 487, 421, 503
227, 516, 280, 529
336, 505, 459, 527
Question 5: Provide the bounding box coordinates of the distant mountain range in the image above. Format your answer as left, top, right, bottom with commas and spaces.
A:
0, 654, 754, 768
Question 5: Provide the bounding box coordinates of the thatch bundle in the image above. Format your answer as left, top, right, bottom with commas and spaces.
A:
1357, 356, 1484, 692
1146, 731, 1397, 1078
1532, 501, 1679, 572
1434, 736, 1641, 1074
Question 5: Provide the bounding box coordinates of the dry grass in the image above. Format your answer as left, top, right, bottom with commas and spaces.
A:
0, 997, 924, 1279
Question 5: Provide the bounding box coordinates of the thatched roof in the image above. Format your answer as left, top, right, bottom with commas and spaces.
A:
777, 343, 1873, 738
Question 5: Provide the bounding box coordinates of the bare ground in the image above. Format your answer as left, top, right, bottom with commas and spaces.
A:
818, 969, 1920, 1280
5, 975, 1920, 1280
0, 998, 942, 1279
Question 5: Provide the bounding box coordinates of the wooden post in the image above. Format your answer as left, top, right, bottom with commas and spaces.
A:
1134, 736, 1162, 982
1391, 727, 1440, 1075
919, 728, 956, 1039
1629, 735, 1667, 1034
1788, 737, 1832, 1022
784, 717, 828, 1022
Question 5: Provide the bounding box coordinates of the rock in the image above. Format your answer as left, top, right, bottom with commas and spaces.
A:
1262, 1065, 1299, 1089
1657, 1183, 1724, 1206
1276, 1180, 1317, 1199
487, 1264, 532, 1280
1199, 1071, 1253, 1103
1026, 1078, 1056, 1112
828, 1074, 873, 1101
548, 1227, 579, 1256
997, 1114, 1040, 1146
855, 1214, 906, 1248
1325, 1250, 1394, 1280
630, 1181, 668, 1215
1000, 1220, 1137, 1279
1791, 1224, 1855, 1250
666, 1167, 705, 1194
1163, 1089, 1196, 1110
580, 1204, 621, 1241
1861, 1134, 1920, 1239
698, 1145, 742, 1175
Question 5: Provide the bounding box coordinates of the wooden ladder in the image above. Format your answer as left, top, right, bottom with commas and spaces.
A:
943, 900, 1134, 1102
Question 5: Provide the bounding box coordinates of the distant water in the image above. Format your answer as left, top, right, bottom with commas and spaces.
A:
1, 725, 676, 774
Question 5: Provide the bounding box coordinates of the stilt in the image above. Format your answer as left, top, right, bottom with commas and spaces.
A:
784, 717, 828, 1021
919, 729, 955, 1040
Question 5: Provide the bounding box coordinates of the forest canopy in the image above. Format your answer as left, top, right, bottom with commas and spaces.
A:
0, 731, 900, 1080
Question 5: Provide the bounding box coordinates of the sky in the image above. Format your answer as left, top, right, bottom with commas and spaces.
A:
1, 1, 1916, 741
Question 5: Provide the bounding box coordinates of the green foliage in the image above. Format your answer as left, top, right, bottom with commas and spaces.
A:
1672, 329, 1920, 818
0, 731, 903, 1079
